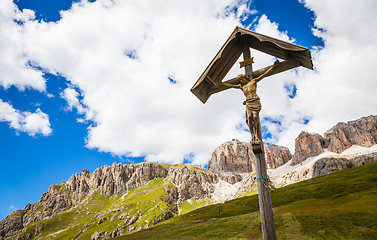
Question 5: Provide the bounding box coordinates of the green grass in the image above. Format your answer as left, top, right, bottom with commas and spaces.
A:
121, 162, 377, 240
12, 162, 377, 239
180, 198, 214, 215
151, 162, 172, 170
237, 183, 258, 198
14, 178, 176, 239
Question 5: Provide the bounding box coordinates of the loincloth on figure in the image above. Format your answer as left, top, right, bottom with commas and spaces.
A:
243, 96, 261, 113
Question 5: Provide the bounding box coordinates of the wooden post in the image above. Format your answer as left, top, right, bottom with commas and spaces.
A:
242, 44, 277, 240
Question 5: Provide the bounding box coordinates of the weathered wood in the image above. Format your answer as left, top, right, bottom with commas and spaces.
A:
209, 42, 242, 85
242, 42, 277, 240
254, 141, 277, 240
190, 26, 313, 104
205, 75, 216, 86
251, 58, 300, 79
190, 27, 313, 239
240, 57, 254, 68
208, 78, 237, 94
208, 58, 300, 95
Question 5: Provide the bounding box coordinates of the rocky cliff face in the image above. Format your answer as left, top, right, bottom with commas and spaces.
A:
208, 140, 291, 173
271, 146, 377, 188
167, 165, 218, 203
324, 115, 377, 153
265, 144, 292, 169
208, 140, 254, 173
312, 152, 377, 178
291, 132, 326, 165
2, 115, 377, 239
0, 163, 218, 239
291, 115, 377, 165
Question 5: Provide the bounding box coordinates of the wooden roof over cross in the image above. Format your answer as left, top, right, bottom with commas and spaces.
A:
191, 26, 313, 103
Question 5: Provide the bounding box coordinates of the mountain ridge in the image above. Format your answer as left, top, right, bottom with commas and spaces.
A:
1, 114, 377, 239
121, 161, 377, 240
291, 115, 377, 165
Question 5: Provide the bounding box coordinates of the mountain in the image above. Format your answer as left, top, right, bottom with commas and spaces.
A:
0, 163, 221, 239
121, 162, 377, 240
1, 115, 377, 239
291, 115, 377, 165
208, 140, 291, 173
270, 145, 377, 188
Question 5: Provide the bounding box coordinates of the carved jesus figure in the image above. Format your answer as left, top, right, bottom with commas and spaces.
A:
221, 60, 279, 151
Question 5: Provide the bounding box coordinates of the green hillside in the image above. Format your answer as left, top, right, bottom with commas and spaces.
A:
13, 178, 177, 239
121, 162, 377, 240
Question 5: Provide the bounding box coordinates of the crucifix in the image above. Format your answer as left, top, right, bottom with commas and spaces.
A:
191, 27, 313, 240
220, 59, 279, 153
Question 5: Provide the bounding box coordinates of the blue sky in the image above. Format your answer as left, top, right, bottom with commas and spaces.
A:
1, 0, 377, 221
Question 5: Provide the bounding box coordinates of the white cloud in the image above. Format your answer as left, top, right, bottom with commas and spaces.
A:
0, 99, 52, 136
0, 1, 51, 138
13, 0, 254, 165
3, 0, 376, 164
61, 87, 86, 114
254, 14, 294, 43
0, 0, 45, 91
273, 0, 377, 150
9, 205, 17, 211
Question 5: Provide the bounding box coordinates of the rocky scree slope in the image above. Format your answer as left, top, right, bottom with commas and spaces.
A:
268, 115, 377, 187
270, 144, 377, 188
208, 115, 377, 190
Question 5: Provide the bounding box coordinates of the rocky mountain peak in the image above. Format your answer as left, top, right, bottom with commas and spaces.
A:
0, 162, 220, 239
208, 139, 254, 173
324, 115, 377, 153
291, 115, 377, 165
264, 144, 292, 169
2, 115, 377, 239
291, 131, 326, 165
208, 139, 291, 173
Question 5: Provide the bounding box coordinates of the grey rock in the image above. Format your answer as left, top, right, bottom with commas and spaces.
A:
313, 153, 377, 178
97, 217, 108, 225
167, 165, 218, 202
264, 144, 292, 169
91, 231, 106, 240
291, 132, 325, 165
324, 115, 377, 153
291, 115, 377, 165
208, 140, 254, 173
153, 211, 174, 225
312, 158, 353, 177
209, 140, 291, 173
0, 162, 169, 239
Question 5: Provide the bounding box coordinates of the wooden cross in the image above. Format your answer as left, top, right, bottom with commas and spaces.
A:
191, 27, 313, 240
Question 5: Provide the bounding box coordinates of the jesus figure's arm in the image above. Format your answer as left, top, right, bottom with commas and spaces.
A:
220, 82, 242, 89
254, 60, 280, 82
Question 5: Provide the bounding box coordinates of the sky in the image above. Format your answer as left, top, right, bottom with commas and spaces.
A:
1, 0, 377, 220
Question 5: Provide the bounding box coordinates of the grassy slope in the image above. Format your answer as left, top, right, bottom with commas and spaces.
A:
121, 162, 377, 240
15, 178, 175, 239
11, 164, 215, 239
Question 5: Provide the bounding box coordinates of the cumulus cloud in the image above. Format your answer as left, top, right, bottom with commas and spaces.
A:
11, 0, 255, 165
61, 87, 86, 114
0, 0, 51, 138
272, 0, 377, 150
2, 0, 376, 164
0, 0, 45, 91
0, 99, 52, 136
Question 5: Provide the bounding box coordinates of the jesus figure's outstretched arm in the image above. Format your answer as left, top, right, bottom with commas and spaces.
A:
254, 60, 280, 82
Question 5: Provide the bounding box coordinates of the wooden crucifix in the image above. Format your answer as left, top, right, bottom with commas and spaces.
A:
191, 27, 313, 240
